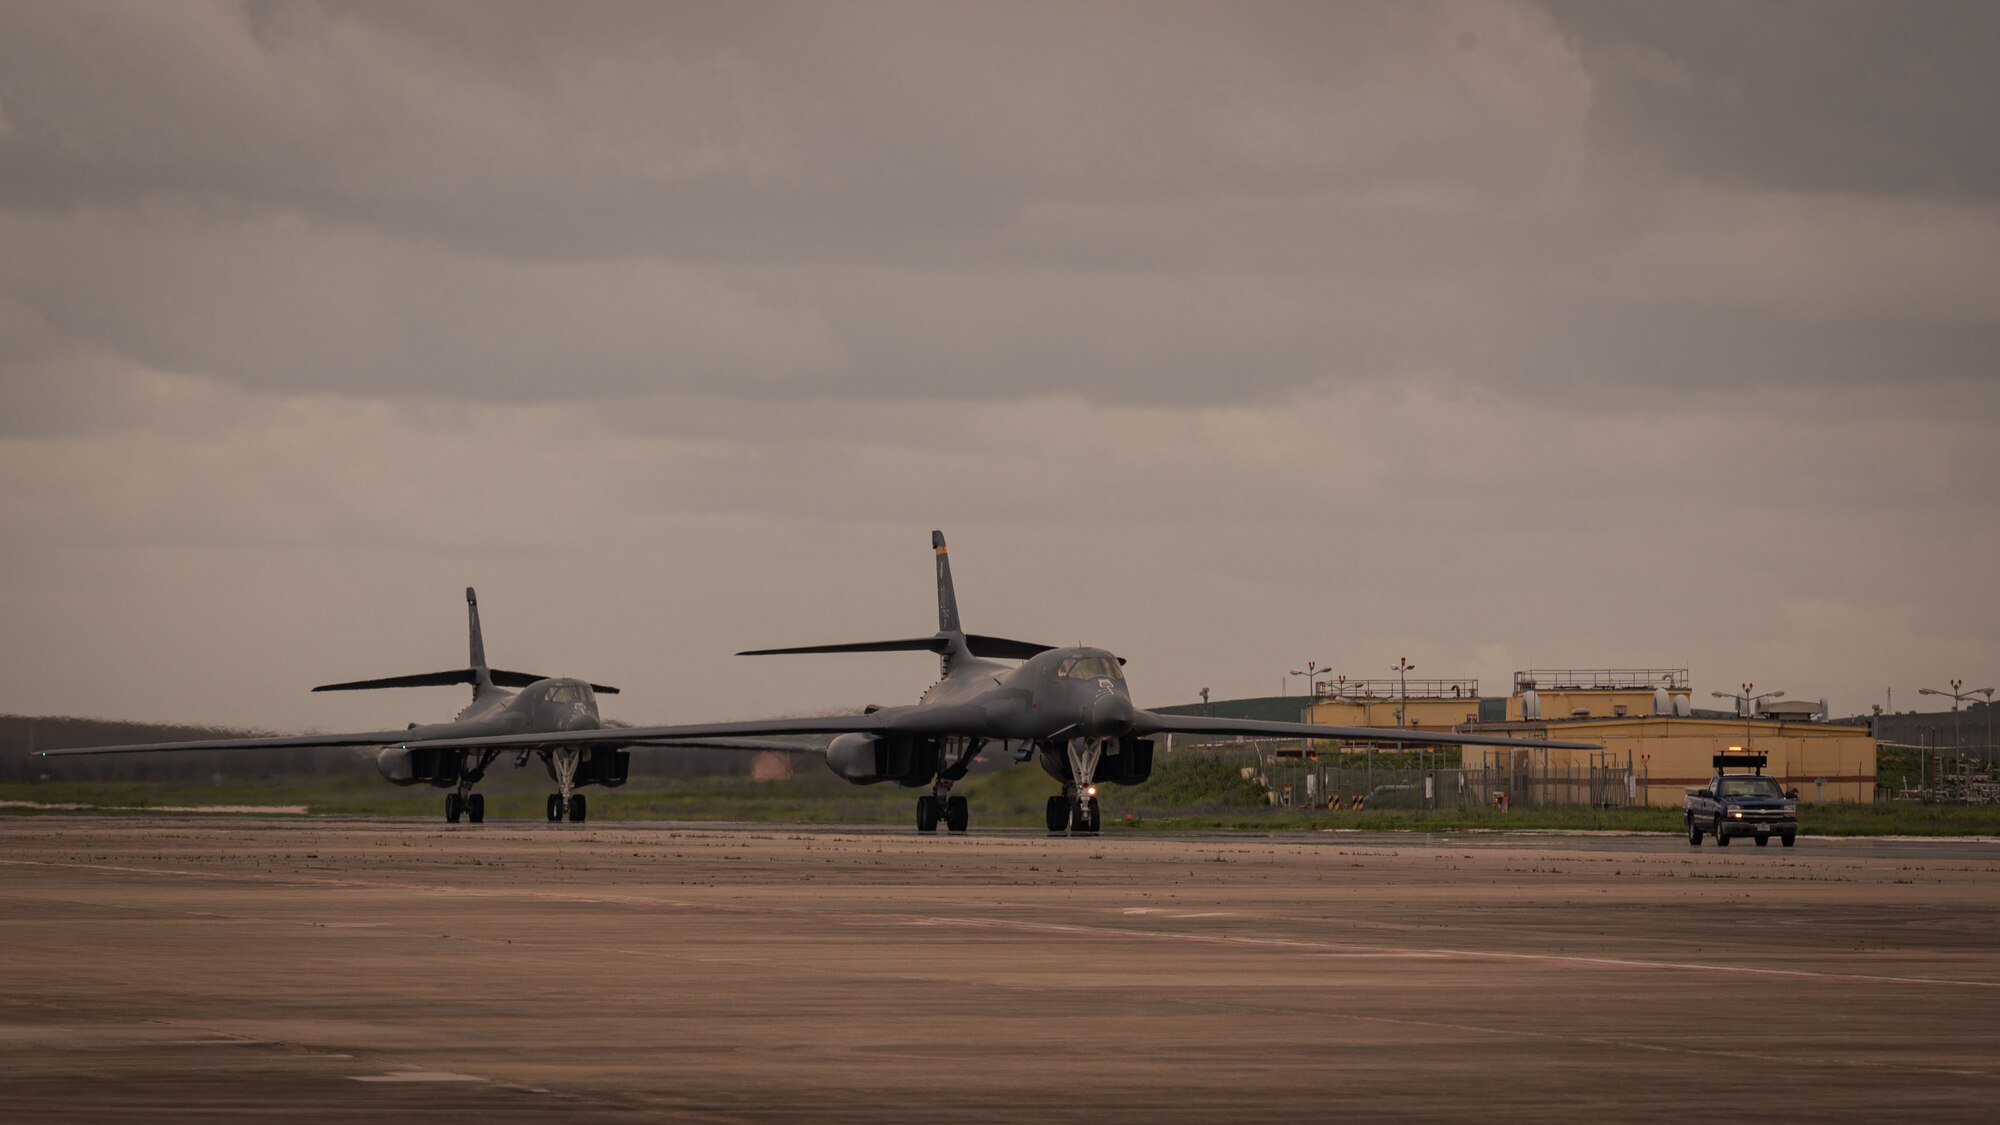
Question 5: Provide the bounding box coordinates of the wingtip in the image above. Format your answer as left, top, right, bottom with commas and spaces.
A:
931, 529, 945, 550
465, 586, 477, 604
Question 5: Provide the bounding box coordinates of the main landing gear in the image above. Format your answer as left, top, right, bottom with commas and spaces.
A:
444, 791, 485, 824
916, 793, 969, 833
914, 737, 983, 834
543, 748, 587, 823
443, 751, 497, 823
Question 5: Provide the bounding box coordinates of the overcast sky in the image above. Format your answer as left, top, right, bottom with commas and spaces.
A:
2, 0, 1995, 732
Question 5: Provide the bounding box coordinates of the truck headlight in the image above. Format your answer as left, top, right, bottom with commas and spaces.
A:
1730, 810, 1744, 818
1783, 803, 1796, 814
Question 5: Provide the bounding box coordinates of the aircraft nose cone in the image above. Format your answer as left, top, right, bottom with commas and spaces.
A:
1084, 692, 1135, 740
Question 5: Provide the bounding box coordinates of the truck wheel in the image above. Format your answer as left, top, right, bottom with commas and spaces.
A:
1781, 833, 1796, 847
1687, 819, 1702, 846
1714, 818, 1729, 847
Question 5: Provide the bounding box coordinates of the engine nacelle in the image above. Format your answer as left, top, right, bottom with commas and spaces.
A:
374, 746, 462, 788
548, 747, 630, 788
1036, 736, 1155, 786
826, 733, 939, 787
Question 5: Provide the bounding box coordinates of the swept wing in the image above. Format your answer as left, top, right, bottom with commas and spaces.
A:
1131, 712, 1599, 750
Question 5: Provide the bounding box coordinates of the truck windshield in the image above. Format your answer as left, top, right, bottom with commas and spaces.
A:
1716, 776, 1785, 799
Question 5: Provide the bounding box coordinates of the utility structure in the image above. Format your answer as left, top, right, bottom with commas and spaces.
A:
1712, 682, 1784, 752
1917, 679, 1996, 761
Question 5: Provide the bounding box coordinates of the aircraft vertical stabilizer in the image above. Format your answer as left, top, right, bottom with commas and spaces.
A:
931, 530, 971, 675
465, 586, 494, 695
736, 530, 1056, 671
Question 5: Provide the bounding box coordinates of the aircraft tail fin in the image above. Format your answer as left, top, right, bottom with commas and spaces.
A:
466, 587, 492, 692
933, 530, 960, 635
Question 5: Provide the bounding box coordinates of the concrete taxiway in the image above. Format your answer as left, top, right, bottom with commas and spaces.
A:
2, 818, 1997, 1122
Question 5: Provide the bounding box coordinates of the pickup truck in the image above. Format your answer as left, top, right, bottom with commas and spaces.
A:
1686, 763, 1798, 847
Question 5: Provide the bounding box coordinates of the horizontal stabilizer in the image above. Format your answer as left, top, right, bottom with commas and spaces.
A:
313, 668, 618, 694
312, 669, 478, 692
738, 637, 949, 657
487, 669, 620, 694
739, 634, 1054, 662
964, 634, 1055, 660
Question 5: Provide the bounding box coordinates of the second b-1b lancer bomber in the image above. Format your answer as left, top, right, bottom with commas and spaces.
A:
411, 532, 1598, 833
41, 588, 802, 822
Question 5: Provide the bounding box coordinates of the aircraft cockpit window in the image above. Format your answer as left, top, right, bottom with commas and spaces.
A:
1062, 657, 1123, 680
546, 684, 582, 704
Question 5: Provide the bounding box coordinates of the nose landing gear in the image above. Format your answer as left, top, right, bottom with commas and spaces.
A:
1053, 737, 1106, 834
542, 748, 586, 822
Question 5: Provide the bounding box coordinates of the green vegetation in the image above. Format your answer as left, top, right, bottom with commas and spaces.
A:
8, 750, 2000, 835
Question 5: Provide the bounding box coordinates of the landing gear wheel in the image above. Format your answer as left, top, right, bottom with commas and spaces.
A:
445, 792, 464, 823
568, 794, 587, 823
1714, 818, 1729, 846
1687, 819, 1702, 846
1781, 833, 1796, 847
1754, 835, 1769, 847
916, 796, 939, 833
1045, 795, 1069, 834
546, 794, 564, 822
945, 795, 969, 833
1071, 797, 1101, 834
466, 794, 485, 824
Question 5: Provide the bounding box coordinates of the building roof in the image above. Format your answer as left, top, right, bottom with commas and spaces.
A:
1150, 695, 1311, 724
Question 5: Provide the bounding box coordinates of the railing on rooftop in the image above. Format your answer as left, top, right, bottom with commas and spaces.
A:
1513, 668, 1690, 693
1314, 678, 1480, 701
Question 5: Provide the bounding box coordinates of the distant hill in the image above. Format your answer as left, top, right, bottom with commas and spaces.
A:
1, 713, 820, 782
0, 714, 327, 782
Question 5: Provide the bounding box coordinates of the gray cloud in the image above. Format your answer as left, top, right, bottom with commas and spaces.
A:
0, 1, 1994, 730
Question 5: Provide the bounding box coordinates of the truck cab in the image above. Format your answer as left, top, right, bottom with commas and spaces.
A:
1685, 753, 1798, 847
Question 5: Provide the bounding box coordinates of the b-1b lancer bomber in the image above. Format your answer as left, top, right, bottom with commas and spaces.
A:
42, 588, 801, 822
412, 532, 1598, 833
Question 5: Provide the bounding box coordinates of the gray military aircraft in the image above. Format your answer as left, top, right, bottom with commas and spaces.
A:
405, 532, 1597, 833
40, 588, 801, 823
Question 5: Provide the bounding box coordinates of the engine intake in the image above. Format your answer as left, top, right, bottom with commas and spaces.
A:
375, 746, 462, 788
826, 733, 939, 787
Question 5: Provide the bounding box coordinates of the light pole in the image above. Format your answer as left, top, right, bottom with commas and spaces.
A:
1199, 687, 1211, 717
1918, 680, 1996, 761
1288, 656, 1336, 700
1711, 682, 1784, 753
1290, 662, 1335, 759
1391, 657, 1415, 729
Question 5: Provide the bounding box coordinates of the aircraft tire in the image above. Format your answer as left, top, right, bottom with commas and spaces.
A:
1071, 798, 1101, 834
1781, 833, 1796, 847
467, 794, 485, 824
445, 793, 463, 823
569, 794, 587, 823
1755, 835, 1769, 847
916, 796, 939, 833
1045, 796, 1069, 833
945, 795, 969, 833
546, 794, 563, 822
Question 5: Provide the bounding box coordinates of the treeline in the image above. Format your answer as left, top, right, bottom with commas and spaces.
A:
1, 714, 811, 783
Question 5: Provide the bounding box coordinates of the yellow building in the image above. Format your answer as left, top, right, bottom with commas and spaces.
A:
1460, 715, 1876, 805
1305, 677, 1483, 733
1505, 668, 1693, 721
